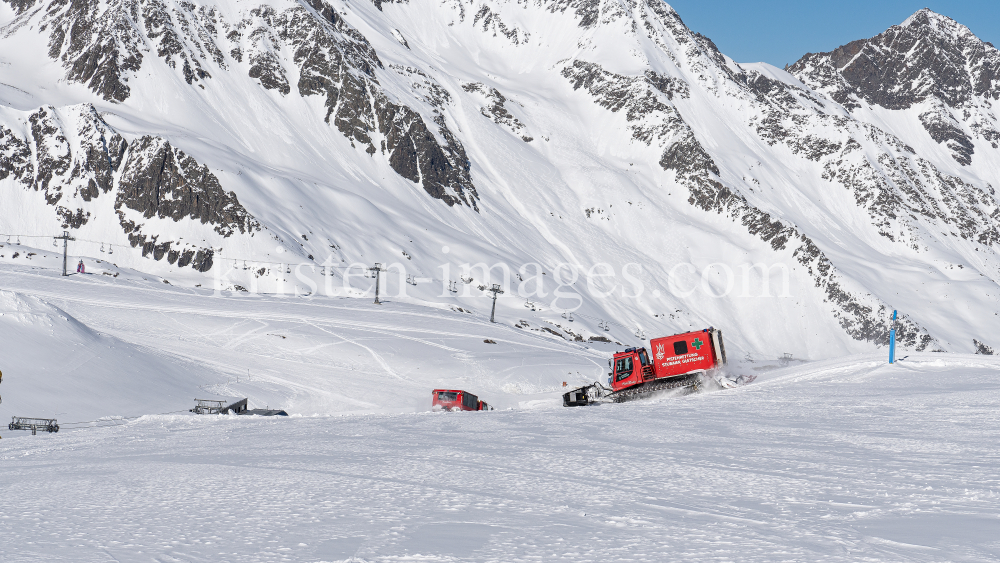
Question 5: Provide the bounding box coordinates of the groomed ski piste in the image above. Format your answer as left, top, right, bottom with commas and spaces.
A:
2, 258, 999, 563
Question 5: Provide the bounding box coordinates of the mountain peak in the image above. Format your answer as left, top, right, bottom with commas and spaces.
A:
901, 8, 951, 27
900, 8, 980, 44
789, 8, 1000, 113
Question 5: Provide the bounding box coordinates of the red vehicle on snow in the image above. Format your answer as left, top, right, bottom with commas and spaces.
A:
564, 328, 729, 406
432, 389, 491, 411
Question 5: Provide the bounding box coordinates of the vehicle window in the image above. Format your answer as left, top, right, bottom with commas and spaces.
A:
615, 357, 633, 382
673, 341, 688, 355
437, 392, 458, 401
462, 393, 478, 408
639, 350, 650, 366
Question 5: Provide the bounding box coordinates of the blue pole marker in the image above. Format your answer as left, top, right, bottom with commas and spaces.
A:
889, 310, 897, 364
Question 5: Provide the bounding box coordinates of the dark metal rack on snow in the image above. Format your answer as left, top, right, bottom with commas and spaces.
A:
9, 417, 59, 435
190, 398, 248, 415
190, 398, 286, 416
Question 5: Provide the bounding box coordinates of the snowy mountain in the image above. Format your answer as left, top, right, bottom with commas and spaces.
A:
3, 7, 1000, 558
2, 0, 1000, 358
791, 8, 1000, 166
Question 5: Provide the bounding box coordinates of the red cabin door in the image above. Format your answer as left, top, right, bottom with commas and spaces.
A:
612, 354, 640, 390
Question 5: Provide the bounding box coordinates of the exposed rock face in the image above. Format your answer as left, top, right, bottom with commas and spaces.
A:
545, 0, 600, 28
116, 136, 258, 237
0, 126, 32, 185
37, 0, 224, 100
463, 83, 532, 142
113, 134, 258, 271
0, 104, 256, 272
376, 96, 476, 208
8, 0, 479, 208
919, 105, 975, 165
790, 8, 1000, 165
792, 9, 1000, 110
473, 4, 529, 44
2, 105, 128, 229
562, 60, 691, 152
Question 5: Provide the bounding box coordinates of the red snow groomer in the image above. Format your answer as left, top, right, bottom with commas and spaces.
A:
564, 328, 735, 407
432, 389, 491, 411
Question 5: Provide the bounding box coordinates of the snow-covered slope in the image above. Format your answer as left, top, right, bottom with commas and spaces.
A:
2, 0, 1000, 358
0, 258, 621, 419
0, 287, 214, 417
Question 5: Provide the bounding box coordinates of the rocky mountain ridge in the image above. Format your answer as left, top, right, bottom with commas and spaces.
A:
791, 8, 1000, 165
2, 0, 999, 357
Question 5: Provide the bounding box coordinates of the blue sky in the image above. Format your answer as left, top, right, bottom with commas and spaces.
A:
663, 0, 999, 67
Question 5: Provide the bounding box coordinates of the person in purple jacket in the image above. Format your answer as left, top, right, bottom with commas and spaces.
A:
76, 260, 85, 274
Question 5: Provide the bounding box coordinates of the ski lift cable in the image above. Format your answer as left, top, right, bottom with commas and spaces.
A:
59, 409, 191, 428
0, 232, 361, 269
0, 233, 415, 273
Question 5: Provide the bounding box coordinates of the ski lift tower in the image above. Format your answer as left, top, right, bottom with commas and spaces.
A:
368, 263, 384, 304
488, 284, 503, 323
53, 231, 75, 276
